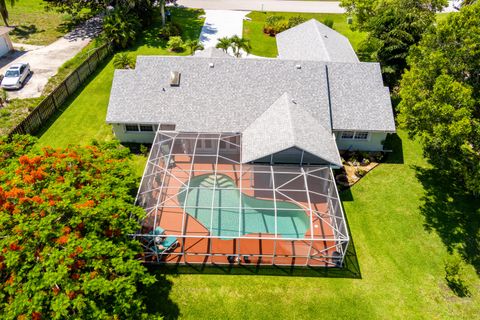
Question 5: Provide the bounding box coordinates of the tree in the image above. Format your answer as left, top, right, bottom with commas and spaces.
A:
230, 35, 251, 58
0, 0, 18, 27
167, 35, 184, 52
113, 52, 136, 69
184, 39, 204, 55
103, 9, 141, 49
0, 136, 159, 319
347, 0, 447, 88
215, 36, 232, 53
340, 0, 447, 30
398, 2, 480, 195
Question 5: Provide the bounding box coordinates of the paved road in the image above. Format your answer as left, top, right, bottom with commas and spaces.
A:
178, 0, 344, 13
0, 17, 101, 99
199, 10, 249, 48
178, 0, 458, 13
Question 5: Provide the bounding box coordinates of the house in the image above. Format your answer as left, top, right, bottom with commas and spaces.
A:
106, 20, 396, 267
0, 27, 14, 58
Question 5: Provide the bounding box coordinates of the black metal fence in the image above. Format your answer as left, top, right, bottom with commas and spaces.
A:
8, 43, 113, 137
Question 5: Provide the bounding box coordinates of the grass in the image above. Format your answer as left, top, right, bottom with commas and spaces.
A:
36, 7, 205, 176
243, 12, 367, 57
34, 8, 480, 319
2, 0, 67, 45
158, 132, 479, 319
0, 97, 43, 136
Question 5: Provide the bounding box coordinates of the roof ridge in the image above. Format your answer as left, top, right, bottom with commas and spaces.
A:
311, 19, 331, 61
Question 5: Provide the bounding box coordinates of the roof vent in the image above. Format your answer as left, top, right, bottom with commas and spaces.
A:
295, 64, 301, 69
291, 99, 297, 104
209, 62, 214, 68
170, 71, 181, 86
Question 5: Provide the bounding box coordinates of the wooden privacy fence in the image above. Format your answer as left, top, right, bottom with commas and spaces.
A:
8, 43, 113, 137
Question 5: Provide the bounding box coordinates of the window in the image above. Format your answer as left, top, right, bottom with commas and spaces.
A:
140, 125, 154, 132
340, 131, 369, 140
354, 132, 369, 140
341, 131, 354, 139
204, 139, 213, 149
125, 124, 139, 132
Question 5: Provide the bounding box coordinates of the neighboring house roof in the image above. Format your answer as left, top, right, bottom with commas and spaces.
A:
276, 19, 359, 63
241, 92, 342, 166
107, 55, 395, 133
0, 26, 13, 37
193, 47, 232, 58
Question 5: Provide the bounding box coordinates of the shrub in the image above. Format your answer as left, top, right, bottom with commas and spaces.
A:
361, 158, 371, 166
288, 16, 307, 28
103, 9, 141, 49
263, 15, 288, 36
323, 18, 334, 29
167, 36, 184, 52
0, 109, 10, 118
113, 52, 136, 69
445, 259, 471, 297
355, 168, 367, 177
140, 144, 149, 156
158, 22, 182, 40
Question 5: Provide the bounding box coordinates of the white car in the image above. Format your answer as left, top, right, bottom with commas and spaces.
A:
1, 63, 31, 90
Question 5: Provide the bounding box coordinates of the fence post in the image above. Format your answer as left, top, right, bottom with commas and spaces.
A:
51, 95, 58, 110
64, 81, 70, 96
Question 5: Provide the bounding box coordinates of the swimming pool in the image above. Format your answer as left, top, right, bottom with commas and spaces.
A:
178, 174, 310, 238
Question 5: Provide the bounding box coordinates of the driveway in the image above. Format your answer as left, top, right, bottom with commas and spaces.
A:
0, 17, 102, 99
199, 10, 249, 48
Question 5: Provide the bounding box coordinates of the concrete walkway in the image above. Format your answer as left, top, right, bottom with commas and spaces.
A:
199, 10, 249, 48
179, 0, 458, 13
0, 16, 102, 99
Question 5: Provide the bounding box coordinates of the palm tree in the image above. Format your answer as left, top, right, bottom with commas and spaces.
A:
215, 36, 232, 53
185, 39, 204, 55
230, 35, 251, 58
0, 0, 17, 27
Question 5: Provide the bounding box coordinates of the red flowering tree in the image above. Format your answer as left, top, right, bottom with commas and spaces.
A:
0, 136, 158, 320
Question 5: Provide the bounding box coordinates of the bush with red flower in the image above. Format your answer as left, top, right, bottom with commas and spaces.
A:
0, 135, 159, 320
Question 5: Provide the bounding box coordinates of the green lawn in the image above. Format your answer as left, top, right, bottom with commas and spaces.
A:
34, 8, 480, 319
36, 8, 205, 176
3, 0, 66, 45
243, 12, 367, 57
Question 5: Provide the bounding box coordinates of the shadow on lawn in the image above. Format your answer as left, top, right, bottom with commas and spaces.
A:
415, 166, 480, 275
10, 24, 43, 41
142, 273, 180, 319
383, 133, 404, 164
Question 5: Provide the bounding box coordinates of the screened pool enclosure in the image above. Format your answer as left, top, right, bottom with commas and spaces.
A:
134, 131, 350, 267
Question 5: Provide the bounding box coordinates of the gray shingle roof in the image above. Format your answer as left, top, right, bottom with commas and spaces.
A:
276, 19, 359, 63
327, 63, 395, 132
193, 47, 232, 58
107, 56, 332, 132
241, 92, 342, 166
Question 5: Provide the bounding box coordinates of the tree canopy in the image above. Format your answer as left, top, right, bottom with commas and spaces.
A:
398, 3, 480, 195
0, 136, 158, 319
341, 0, 447, 88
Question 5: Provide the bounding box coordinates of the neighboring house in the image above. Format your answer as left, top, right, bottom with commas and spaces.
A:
0, 27, 14, 58
107, 20, 396, 267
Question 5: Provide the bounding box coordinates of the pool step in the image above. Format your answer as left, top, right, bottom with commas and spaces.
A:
200, 175, 233, 188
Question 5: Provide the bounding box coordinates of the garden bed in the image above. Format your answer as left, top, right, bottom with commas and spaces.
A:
335, 151, 384, 189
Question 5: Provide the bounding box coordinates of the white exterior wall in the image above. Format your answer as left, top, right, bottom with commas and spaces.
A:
111, 123, 156, 144
334, 131, 387, 151
0, 34, 13, 57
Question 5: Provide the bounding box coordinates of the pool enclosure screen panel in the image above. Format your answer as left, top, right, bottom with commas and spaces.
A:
135, 131, 350, 267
